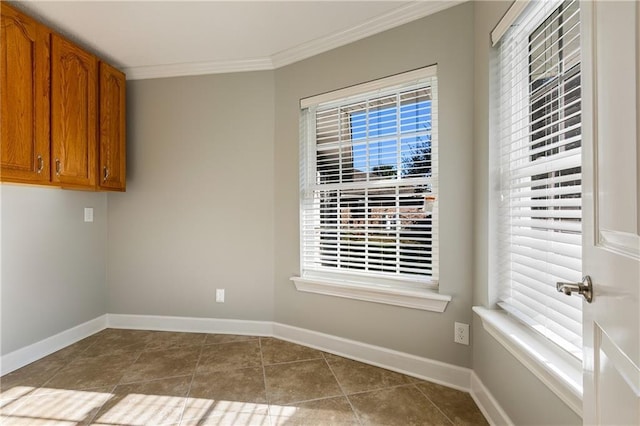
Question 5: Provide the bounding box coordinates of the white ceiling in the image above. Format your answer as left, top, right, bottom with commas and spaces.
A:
13, 1, 462, 79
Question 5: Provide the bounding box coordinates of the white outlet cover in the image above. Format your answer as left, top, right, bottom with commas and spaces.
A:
216, 289, 225, 303
84, 207, 94, 222
454, 322, 470, 345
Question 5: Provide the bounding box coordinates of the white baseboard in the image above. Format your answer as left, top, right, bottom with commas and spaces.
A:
1, 312, 510, 426
0, 315, 108, 375
470, 371, 514, 426
106, 315, 472, 391
106, 313, 273, 336
272, 322, 472, 392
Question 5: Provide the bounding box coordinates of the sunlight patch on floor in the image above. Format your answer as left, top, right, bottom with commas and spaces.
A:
269, 404, 310, 423
92, 393, 187, 425
1, 388, 303, 425
0, 386, 38, 409
181, 397, 271, 425
1, 387, 112, 425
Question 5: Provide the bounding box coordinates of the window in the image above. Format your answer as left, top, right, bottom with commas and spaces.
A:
295, 67, 443, 310
496, 0, 582, 358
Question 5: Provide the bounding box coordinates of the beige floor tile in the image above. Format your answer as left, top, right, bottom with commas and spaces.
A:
92, 328, 154, 341
48, 336, 99, 362
416, 381, 488, 425
188, 367, 266, 404
203, 334, 259, 345
119, 347, 200, 384
264, 359, 342, 405
1, 385, 113, 426
92, 376, 190, 426
1, 330, 489, 425
325, 353, 415, 394
182, 368, 269, 426
269, 396, 359, 426
348, 385, 453, 425
145, 331, 207, 351
81, 329, 154, 358
260, 338, 323, 365
196, 341, 262, 375
45, 352, 140, 390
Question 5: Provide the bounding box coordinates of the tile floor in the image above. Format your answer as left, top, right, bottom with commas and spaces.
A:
0, 329, 488, 425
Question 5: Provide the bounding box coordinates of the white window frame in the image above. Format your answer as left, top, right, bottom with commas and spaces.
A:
291, 66, 450, 312
476, 0, 584, 416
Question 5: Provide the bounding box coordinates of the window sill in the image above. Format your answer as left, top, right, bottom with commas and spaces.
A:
472, 306, 583, 417
290, 276, 451, 312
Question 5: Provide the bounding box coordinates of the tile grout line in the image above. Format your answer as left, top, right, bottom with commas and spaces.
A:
413, 382, 456, 426
35, 334, 134, 394
66, 331, 100, 362
176, 341, 207, 426
17, 331, 142, 426
116, 372, 195, 387
29, 334, 102, 391
322, 352, 364, 426
0, 386, 45, 418
338, 381, 424, 398
3, 331, 486, 425
258, 337, 275, 426
115, 350, 145, 386
82, 383, 118, 425
262, 355, 325, 368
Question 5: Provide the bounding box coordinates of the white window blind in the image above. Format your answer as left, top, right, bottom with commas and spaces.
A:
496, 0, 583, 359
300, 67, 438, 288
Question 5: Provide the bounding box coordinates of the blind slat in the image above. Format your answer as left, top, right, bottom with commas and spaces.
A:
497, 0, 583, 359
301, 66, 439, 285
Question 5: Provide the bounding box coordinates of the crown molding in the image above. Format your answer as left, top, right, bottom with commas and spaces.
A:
125, 58, 274, 80
125, 1, 465, 80
271, 0, 466, 69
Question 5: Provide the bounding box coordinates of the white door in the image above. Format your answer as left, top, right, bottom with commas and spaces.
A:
580, 1, 640, 424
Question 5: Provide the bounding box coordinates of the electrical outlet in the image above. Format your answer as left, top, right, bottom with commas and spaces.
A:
454, 322, 469, 345
216, 289, 225, 303
84, 207, 94, 222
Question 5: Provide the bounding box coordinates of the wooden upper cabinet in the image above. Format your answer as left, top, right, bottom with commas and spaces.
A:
0, 3, 51, 183
98, 62, 126, 191
2, 5, 125, 191
51, 34, 97, 188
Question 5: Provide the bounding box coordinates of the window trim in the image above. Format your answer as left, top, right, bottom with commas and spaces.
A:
494, 0, 583, 357
294, 65, 450, 311
473, 306, 582, 416
483, 0, 584, 413
300, 66, 438, 109
291, 275, 450, 312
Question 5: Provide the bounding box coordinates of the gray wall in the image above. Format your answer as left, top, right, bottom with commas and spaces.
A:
106, 71, 275, 320
1, 2, 583, 423
274, 3, 475, 367
471, 1, 580, 424
1, 186, 107, 355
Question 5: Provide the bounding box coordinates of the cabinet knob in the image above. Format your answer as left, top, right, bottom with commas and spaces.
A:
36, 155, 44, 174
103, 166, 109, 182
55, 159, 61, 176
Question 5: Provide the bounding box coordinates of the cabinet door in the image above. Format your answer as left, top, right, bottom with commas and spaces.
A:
51, 34, 97, 188
98, 62, 126, 191
0, 4, 50, 183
